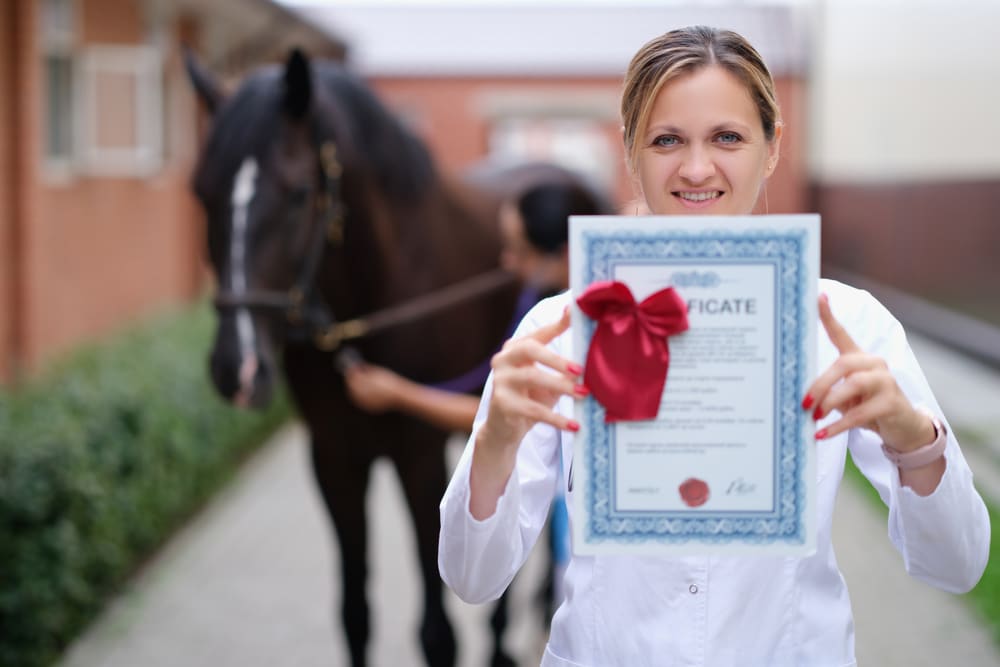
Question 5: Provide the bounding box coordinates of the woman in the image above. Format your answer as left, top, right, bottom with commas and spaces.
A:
438, 26, 990, 666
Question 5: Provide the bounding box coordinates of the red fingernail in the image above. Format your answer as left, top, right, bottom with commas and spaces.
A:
573, 384, 590, 397
813, 407, 824, 421
801, 394, 814, 410
566, 420, 580, 433
815, 428, 828, 440
567, 362, 583, 376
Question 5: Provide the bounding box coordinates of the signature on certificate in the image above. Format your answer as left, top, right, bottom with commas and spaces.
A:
726, 477, 757, 495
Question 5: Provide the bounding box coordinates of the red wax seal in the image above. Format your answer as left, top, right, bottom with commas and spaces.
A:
679, 478, 710, 507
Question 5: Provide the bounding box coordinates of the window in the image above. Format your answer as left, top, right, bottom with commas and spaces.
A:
40, 0, 75, 170
39, 0, 164, 178
77, 46, 163, 176
490, 116, 615, 191
481, 88, 619, 191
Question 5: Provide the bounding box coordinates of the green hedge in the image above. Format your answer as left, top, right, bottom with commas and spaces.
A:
0, 302, 292, 666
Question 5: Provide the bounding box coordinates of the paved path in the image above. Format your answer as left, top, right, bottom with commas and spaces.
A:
58, 427, 549, 667
58, 333, 1000, 667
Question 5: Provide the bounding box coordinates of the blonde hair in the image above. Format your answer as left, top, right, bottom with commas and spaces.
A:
621, 26, 780, 172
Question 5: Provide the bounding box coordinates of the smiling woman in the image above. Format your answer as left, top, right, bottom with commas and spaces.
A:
622, 29, 782, 216
438, 25, 990, 667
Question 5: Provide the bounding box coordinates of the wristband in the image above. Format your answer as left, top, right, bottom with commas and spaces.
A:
880, 409, 947, 471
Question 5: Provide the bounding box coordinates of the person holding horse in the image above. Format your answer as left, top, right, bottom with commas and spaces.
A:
438, 25, 990, 666
343, 180, 601, 646
343, 181, 599, 432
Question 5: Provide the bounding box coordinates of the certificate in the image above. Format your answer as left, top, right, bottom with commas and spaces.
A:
569, 215, 819, 556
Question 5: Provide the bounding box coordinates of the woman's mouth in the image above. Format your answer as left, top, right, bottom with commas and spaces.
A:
674, 190, 723, 208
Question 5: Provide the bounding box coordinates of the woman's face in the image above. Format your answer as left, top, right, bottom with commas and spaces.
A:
635, 65, 780, 217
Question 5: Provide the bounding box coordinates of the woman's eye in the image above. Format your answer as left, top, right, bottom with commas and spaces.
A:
653, 135, 680, 147
716, 132, 742, 144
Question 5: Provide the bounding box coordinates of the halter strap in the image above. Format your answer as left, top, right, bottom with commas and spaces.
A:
213, 134, 515, 352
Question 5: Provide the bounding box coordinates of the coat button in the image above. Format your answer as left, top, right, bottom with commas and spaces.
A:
689, 584, 699, 594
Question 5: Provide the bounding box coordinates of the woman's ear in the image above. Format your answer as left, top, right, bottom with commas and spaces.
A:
766, 121, 784, 177
627, 160, 644, 201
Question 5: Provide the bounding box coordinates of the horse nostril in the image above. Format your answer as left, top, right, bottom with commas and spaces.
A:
209, 349, 242, 401
250, 363, 274, 408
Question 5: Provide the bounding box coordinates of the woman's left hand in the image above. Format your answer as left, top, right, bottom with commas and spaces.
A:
803, 294, 934, 451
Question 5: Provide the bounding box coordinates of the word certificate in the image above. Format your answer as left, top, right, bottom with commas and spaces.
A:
569, 215, 819, 556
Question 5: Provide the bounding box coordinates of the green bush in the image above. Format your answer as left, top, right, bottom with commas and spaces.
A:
0, 302, 292, 666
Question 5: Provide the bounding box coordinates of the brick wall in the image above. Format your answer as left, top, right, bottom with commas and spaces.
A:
0, 1, 15, 381
1, 0, 39, 383
3, 5, 811, 382
9, 0, 204, 379
372, 76, 808, 214
816, 180, 1000, 326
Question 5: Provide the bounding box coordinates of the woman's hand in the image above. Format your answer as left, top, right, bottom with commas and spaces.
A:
478, 306, 586, 450
803, 294, 935, 452
470, 306, 587, 519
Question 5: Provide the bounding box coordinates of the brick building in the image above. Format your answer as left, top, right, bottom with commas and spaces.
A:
300, 1, 1000, 333
0, 0, 344, 382
2, 0, 816, 383
311, 3, 810, 216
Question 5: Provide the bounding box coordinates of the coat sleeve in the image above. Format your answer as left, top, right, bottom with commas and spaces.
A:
437, 300, 566, 604
840, 289, 990, 593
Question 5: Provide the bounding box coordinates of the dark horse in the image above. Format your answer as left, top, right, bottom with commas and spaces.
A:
185, 48, 602, 666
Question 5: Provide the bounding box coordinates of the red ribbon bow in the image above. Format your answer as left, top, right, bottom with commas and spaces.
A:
576, 281, 689, 422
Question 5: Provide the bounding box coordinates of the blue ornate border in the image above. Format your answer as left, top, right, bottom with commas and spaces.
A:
580, 228, 809, 546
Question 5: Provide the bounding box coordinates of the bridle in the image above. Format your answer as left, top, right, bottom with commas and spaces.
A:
213, 140, 348, 349
212, 139, 515, 352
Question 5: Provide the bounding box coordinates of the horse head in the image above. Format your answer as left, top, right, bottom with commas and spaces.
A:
186, 48, 363, 408
186, 47, 595, 411
186, 47, 316, 407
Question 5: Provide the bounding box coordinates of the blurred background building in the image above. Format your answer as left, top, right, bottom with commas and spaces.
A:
289, 0, 810, 212
809, 0, 1000, 331
0, 0, 344, 383
2, 0, 997, 383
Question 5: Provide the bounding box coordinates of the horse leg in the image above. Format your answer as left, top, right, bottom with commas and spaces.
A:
312, 443, 372, 667
391, 442, 456, 667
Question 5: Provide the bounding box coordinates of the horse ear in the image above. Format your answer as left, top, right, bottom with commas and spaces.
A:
283, 48, 313, 120
182, 45, 225, 115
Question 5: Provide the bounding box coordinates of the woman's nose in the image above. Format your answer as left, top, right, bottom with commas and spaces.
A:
677, 147, 716, 184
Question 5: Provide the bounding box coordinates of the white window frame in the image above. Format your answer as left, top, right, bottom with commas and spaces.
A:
76, 45, 163, 178
480, 90, 619, 191
39, 0, 77, 179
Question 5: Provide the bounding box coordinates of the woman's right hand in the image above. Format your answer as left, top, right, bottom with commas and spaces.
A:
469, 306, 586, 518
481, 306, 586, 447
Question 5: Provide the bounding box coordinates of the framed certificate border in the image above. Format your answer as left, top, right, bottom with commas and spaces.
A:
570, 215, 819, 556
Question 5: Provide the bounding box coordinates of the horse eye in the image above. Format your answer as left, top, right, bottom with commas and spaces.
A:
289, 187, 310, 207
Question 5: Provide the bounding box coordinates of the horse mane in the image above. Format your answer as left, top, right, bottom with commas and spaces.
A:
194, 60, 436, 208
314, 63, 436, 205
